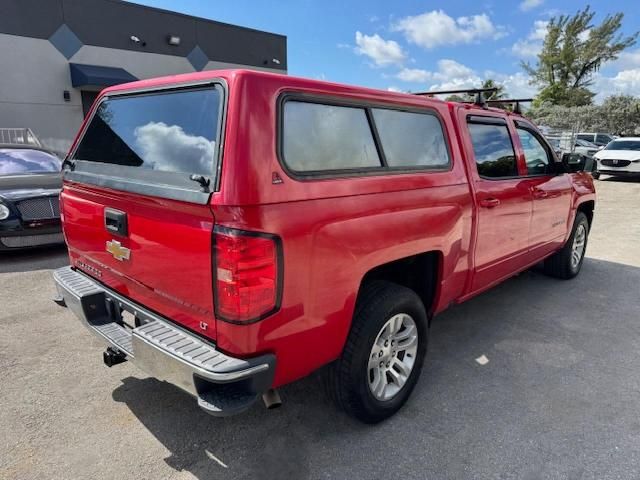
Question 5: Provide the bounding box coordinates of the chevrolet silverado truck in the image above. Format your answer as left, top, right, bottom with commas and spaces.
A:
53, 70, 596, 423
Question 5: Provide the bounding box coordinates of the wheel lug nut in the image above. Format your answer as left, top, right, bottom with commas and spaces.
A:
386, 362, 390, 368
379, 361, 384, 367
378, 351, 383, 357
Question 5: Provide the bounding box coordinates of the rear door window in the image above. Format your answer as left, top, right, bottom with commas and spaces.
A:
282, 101, 381, 172
73, 86, 222, 178
371, 109, 449, 168
467, 122, 518, 178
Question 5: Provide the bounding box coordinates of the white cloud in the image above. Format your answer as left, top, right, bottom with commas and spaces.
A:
422, 60, 484, 92
396, 68, 432, 83
354, 31, 406, 67
613, 48, 640, 70
387, 86, 403, 92
438, 59, 475, 79
485, 71, 538, 98
529, 20, 549, 41
427, 75, 482, 92
396, 59, 481, 89
511, 20, 548, 58
394, 59, 537, 100
134, 122, 215, 175
594, 69, 640, 102
512, 40, 542, 58
520, 0, 544, 12
578, 29, 591, 42
393, 10, 506, 49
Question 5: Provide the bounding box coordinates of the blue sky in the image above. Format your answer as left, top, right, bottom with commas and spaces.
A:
136, 0, 640, 102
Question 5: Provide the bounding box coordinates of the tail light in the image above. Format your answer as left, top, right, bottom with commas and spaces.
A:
213, 227, 282, 324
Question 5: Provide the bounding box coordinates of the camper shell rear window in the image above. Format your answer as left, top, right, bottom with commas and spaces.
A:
69, 83, 225, 203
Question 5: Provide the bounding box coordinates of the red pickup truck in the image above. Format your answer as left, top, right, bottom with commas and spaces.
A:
53, 70, 595, 423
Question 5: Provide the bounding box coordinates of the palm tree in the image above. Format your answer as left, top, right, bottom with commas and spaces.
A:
481, 79, 506, 101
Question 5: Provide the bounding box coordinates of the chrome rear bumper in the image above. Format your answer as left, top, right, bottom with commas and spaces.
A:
53, 266, 275, 416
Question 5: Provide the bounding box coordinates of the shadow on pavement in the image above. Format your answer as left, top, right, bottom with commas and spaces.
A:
112, 372, 354, 480
111, 257, 640, 480
0, 244, 69, 274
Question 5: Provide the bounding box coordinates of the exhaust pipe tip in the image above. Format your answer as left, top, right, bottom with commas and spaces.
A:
262, 389, 282, 410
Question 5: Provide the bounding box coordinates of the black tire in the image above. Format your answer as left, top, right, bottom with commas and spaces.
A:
592, 171, 600, 180
544, 212, 589, 279
325, 281, 428, 423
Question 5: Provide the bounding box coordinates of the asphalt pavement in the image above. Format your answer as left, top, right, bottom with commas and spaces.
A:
1, 177, 639, 480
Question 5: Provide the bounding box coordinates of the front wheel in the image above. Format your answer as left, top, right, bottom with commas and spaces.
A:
544, 212, 589, 279
592, 171, 600, 180
325, 281, 428, 423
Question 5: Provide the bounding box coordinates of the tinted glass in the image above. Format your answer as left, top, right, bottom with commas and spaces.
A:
517, 129, 551, 175
372, 109, 449, 168
604, 140, 640, 151
282, 101, 380, 172
0, 149, 60, 175
596, 134, 613, 145
73, 87, 221, 177
576, 134, 592, 142
468, 123, 517, 178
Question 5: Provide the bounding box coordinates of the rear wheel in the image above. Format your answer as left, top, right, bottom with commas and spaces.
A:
325, 281, 428, 423
544, 212, 589, 279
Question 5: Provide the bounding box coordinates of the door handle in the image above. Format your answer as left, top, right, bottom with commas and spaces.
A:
532, 189, 548, 199
479, 198, 501, 208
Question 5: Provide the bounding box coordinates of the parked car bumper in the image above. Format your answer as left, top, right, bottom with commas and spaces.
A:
595, 160, 640, 175
53, 266, 276, 416
0, 220, 63, 250
597, 170, 640, 176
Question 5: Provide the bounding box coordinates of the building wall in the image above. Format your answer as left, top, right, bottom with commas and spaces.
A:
0, 33, 84, 155
0, 0, 287, 155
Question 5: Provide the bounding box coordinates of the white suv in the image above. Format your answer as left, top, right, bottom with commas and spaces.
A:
593, 137, 640, 178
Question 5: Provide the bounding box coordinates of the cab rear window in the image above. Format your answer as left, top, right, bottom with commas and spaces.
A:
73, 86, 222, 178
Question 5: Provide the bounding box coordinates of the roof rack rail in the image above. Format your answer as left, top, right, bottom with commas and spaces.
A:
485, 98, 533, 114
414, 87, 498, 107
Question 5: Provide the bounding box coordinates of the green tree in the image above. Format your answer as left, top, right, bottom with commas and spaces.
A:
523, 7, 638, 107
600, 95, 640, 135
481, 79, 507, 101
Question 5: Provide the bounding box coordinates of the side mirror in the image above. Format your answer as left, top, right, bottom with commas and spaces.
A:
562, 152, 587, 172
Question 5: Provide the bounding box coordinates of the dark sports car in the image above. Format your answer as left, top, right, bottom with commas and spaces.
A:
0, 146, 64, 250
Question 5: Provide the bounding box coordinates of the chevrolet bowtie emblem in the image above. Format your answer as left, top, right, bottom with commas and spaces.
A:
106, 240, 131, 261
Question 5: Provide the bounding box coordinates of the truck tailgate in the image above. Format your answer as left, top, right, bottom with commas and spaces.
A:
61, 182, 217, 339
